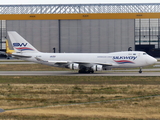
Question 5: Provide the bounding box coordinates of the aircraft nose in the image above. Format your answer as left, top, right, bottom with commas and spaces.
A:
154, 58, 157, 63
150, 57, 157, 64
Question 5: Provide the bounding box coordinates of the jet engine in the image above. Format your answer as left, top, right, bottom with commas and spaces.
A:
92, 65, 103, 71
69, 63, 79, 70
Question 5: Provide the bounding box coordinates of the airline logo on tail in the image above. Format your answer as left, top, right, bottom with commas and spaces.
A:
13, 43, 27, 47
13, 43, 34, 51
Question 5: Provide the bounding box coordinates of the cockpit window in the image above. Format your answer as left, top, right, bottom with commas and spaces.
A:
143, 53, 147, 55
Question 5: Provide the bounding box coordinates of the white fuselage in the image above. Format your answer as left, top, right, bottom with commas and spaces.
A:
16, 51, 157, 69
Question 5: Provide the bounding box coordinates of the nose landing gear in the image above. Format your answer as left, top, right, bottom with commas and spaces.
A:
139, 67, 142, 73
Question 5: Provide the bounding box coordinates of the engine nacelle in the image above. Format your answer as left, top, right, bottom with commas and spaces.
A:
92, 65, 103, 71
69, 63, 79, 70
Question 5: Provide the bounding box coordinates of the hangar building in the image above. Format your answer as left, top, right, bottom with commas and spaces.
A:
0, 4, 160, 56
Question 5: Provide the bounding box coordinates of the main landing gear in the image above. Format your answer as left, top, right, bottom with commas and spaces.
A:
139, 67, 142, 73
78, 68, 94, 73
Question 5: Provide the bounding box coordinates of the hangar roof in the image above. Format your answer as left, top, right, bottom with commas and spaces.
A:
1, 3, 160, 14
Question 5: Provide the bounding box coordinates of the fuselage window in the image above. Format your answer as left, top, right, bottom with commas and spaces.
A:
143, 53, 147, 55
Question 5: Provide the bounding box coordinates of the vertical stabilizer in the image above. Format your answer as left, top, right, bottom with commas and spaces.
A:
8, 31, 39, 53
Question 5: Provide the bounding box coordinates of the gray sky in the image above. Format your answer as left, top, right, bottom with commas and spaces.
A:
1, 0, 160, 4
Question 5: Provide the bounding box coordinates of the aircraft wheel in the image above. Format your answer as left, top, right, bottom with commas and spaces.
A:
139, 67, 142, 74
90, 70, 94, 73
78, 69, 94, 74
78, 69, 86, 73
78, 70, 83, 73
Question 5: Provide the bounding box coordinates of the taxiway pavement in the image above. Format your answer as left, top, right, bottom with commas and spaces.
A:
0, 60, 159, 76
0, 70, 160, 76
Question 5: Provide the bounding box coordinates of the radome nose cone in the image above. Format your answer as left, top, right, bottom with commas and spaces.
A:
151, 57, 157, 64
147, 56, 157, 65
154, 58, 157, 63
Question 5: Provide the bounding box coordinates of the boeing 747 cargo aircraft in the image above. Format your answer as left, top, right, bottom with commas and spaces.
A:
7, 31, 157, 73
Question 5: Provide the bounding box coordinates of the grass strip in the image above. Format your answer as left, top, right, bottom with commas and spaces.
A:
0, 76, 159, 85
4, 94, 160, 112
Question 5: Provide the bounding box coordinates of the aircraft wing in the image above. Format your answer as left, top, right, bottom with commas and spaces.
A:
47, 60, 113, 66
35, 57, 68, 64
12, 54, 32, 58
35, 56, 113, 67
74, 61, 113, 66
48, 60, 68, 64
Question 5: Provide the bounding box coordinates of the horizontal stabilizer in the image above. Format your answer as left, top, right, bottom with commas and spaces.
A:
0, 51, 6, 55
